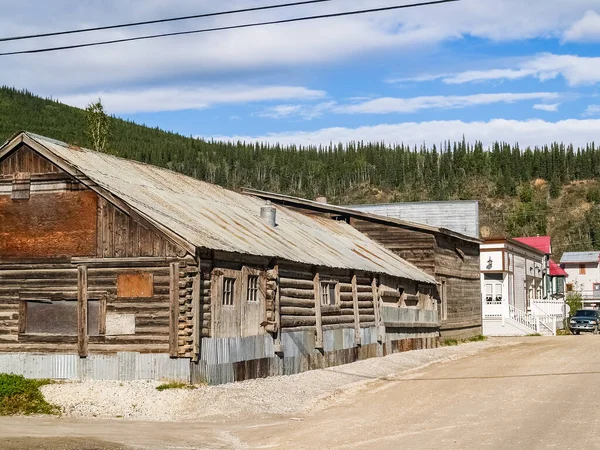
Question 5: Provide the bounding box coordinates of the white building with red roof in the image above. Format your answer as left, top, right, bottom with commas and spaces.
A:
481, 236, 567, 336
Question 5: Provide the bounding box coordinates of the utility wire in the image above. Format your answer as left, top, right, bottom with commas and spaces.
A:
0, 0, 460, 56
0, 0, 336, 43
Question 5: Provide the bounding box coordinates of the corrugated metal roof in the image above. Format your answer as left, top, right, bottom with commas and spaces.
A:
560, 252, 600, 264
10, 132, 434, 284
243, 189, 481, 244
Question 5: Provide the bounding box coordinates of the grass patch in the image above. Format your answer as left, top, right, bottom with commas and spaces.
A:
156, 382, 196, 391
0, 373, 58, 416
442, 335, 487, 347
556, 329, 572, 336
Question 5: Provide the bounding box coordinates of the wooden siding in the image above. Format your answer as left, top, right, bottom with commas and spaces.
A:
97, 197, 182, 258
0, 190, 98, 259
350, 218, 436, 276
0, 145, 61, 177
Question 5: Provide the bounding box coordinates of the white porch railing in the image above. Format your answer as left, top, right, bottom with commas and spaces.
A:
531, 299, 566, 317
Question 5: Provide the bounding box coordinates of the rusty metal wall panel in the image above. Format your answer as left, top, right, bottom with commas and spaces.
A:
0, 190, 97, 259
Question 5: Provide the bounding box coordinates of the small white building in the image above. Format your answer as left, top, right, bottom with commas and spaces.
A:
481, 238, 566, 336
560, 252, 600, 306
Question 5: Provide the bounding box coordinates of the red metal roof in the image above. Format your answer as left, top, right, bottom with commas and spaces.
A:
514, 236, 551, 254
549, 259, 568, 277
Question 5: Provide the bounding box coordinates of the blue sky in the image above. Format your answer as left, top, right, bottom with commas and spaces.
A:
2, 0, 600, 147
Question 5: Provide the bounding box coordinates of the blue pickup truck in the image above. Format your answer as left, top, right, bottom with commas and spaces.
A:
569, 309, 600, 335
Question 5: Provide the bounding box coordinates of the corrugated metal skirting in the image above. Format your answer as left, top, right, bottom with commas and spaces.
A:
0, 353, 191, 382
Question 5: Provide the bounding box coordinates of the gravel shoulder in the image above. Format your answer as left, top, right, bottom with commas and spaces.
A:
41, 337, 524, 422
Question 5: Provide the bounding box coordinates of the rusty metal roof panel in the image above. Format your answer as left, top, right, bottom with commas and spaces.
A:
22, 132, 435, 283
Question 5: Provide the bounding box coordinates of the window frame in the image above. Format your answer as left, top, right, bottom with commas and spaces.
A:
320, 280, 340, 307
18, 292, 107, 338
246, 274, 260, 303
222, 277, 236, 307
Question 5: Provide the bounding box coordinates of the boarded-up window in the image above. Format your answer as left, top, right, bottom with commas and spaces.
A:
579, 264, 586, 275
566, 283, 574, 292
223, 278, 236, 306
246, 275, 259, 302
25, 300, 99, 335
117, 272, 154, 298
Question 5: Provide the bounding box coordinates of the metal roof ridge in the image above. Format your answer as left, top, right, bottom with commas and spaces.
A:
242, 188, 481, 243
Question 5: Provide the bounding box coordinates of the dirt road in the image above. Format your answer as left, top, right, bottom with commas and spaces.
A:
1, 336, 600, 449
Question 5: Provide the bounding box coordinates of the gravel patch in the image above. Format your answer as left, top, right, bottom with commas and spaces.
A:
41, 338, 523, 422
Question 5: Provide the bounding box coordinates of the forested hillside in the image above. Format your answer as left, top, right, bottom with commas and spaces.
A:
1, 86, 600, 258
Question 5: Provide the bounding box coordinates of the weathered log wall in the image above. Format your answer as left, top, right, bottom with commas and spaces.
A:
350, 218, 482, 339
0, 259, 189, 354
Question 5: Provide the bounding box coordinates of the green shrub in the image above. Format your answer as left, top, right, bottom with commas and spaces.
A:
0, 374, 58, 416
156, 382, 194, 391
566, 292, 583, 316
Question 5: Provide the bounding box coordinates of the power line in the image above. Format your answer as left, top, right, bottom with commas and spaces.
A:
0, 0, 336, 43
0, 0, 460, 57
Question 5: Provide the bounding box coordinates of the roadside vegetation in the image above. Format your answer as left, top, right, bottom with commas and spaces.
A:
0, 373, 58, 416
156, 382, 197, 391
442, 335, 487, 346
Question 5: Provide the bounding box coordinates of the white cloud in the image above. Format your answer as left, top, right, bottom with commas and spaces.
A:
335, 92, 558, 114
212, 119, 600, 149
259, 102, 336, 120
564, 11, 600, 42
59, 85, 326, 114
533, 103, 560, 112
395, 54, 600, 87
1, 0, 600, 95
583, 105, 600, 117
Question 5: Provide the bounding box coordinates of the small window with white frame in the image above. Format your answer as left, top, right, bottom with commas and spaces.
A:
223, 277, 236, 306
246, 275, 259, 302
320, 281, 338, 306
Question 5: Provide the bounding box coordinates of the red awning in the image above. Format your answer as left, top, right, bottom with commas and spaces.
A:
549, 259, 568, 277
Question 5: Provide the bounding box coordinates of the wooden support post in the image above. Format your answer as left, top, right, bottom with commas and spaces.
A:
169, 261, 179, 358
352, 274, 361, 346
372, 277, 383, 343
313, 272, 323, 349
274, 265, 283, 353
77, 265, 88, 358
98, 293, 107, 336
192, 260, 201, 362
18, 301, 27, 334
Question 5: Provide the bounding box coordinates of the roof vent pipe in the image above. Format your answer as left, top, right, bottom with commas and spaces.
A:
260, 201, 277, 227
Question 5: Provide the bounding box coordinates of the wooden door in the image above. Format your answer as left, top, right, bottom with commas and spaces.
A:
241, 268, 266, 337
213, 269, 242, 338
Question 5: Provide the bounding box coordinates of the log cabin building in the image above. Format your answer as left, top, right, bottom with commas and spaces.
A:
244, 190, 482, 339
0, 132, 441, 384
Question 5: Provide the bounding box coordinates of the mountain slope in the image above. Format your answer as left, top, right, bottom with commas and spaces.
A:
1, 86, 600, 259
